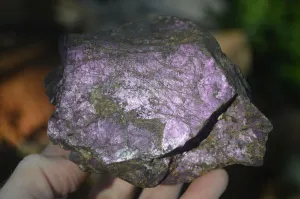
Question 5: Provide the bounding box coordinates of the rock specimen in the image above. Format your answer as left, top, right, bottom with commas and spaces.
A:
46, 16, 273, 188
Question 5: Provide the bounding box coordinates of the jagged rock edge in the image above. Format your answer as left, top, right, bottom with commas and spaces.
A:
156, 94, 238, 183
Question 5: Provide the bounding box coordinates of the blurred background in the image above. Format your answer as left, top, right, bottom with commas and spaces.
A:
0, 0, 299, 198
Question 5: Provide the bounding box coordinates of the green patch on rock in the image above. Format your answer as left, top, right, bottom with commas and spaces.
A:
245, 141, 265, 163
90, 88, 119, 118
90, 86, 165, 146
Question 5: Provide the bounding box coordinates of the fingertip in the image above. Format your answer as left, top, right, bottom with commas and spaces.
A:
206, 169, 229, 189
181, 169, 229, 199
95, 178, 136, 199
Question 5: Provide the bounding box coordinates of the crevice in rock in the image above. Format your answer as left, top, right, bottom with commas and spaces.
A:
158, 94, 238, 159
156, 94, 238, 185
158, 156, 174, 184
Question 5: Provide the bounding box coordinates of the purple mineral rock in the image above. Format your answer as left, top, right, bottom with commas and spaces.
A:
45, 16, 272, 188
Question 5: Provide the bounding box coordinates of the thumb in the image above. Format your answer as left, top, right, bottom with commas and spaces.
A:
0, 144, 88, 199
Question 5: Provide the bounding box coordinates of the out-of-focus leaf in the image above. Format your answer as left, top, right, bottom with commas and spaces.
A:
282, 66, 300, 89
233, 0, 300, 92
239, 0, 269, 29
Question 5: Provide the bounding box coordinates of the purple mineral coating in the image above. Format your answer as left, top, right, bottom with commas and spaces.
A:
161, 95, 272, 184
46, 16, 272, 188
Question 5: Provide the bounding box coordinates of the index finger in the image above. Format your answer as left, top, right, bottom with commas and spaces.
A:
0, 143, 88, 199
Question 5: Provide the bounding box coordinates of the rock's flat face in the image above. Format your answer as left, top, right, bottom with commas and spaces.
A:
46, 16, 273, 188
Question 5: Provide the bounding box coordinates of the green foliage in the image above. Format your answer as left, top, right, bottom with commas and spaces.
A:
229, 0, 300, 94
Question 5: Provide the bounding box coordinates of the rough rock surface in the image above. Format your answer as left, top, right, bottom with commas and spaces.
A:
46, 16, 273, 188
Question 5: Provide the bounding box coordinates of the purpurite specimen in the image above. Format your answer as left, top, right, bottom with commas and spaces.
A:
46, 16, 273, 188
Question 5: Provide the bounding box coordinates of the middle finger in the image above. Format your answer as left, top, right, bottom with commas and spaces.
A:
96, 178, 136, 199
139, 184, 183, 199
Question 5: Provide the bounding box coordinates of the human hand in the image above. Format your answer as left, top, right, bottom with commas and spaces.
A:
0, 143, 228, 199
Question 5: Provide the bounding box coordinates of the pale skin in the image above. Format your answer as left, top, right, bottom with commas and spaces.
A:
0, 143, 228, 199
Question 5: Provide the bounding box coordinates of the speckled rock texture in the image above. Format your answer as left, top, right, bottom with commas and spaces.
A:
45, 16, 273, 188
